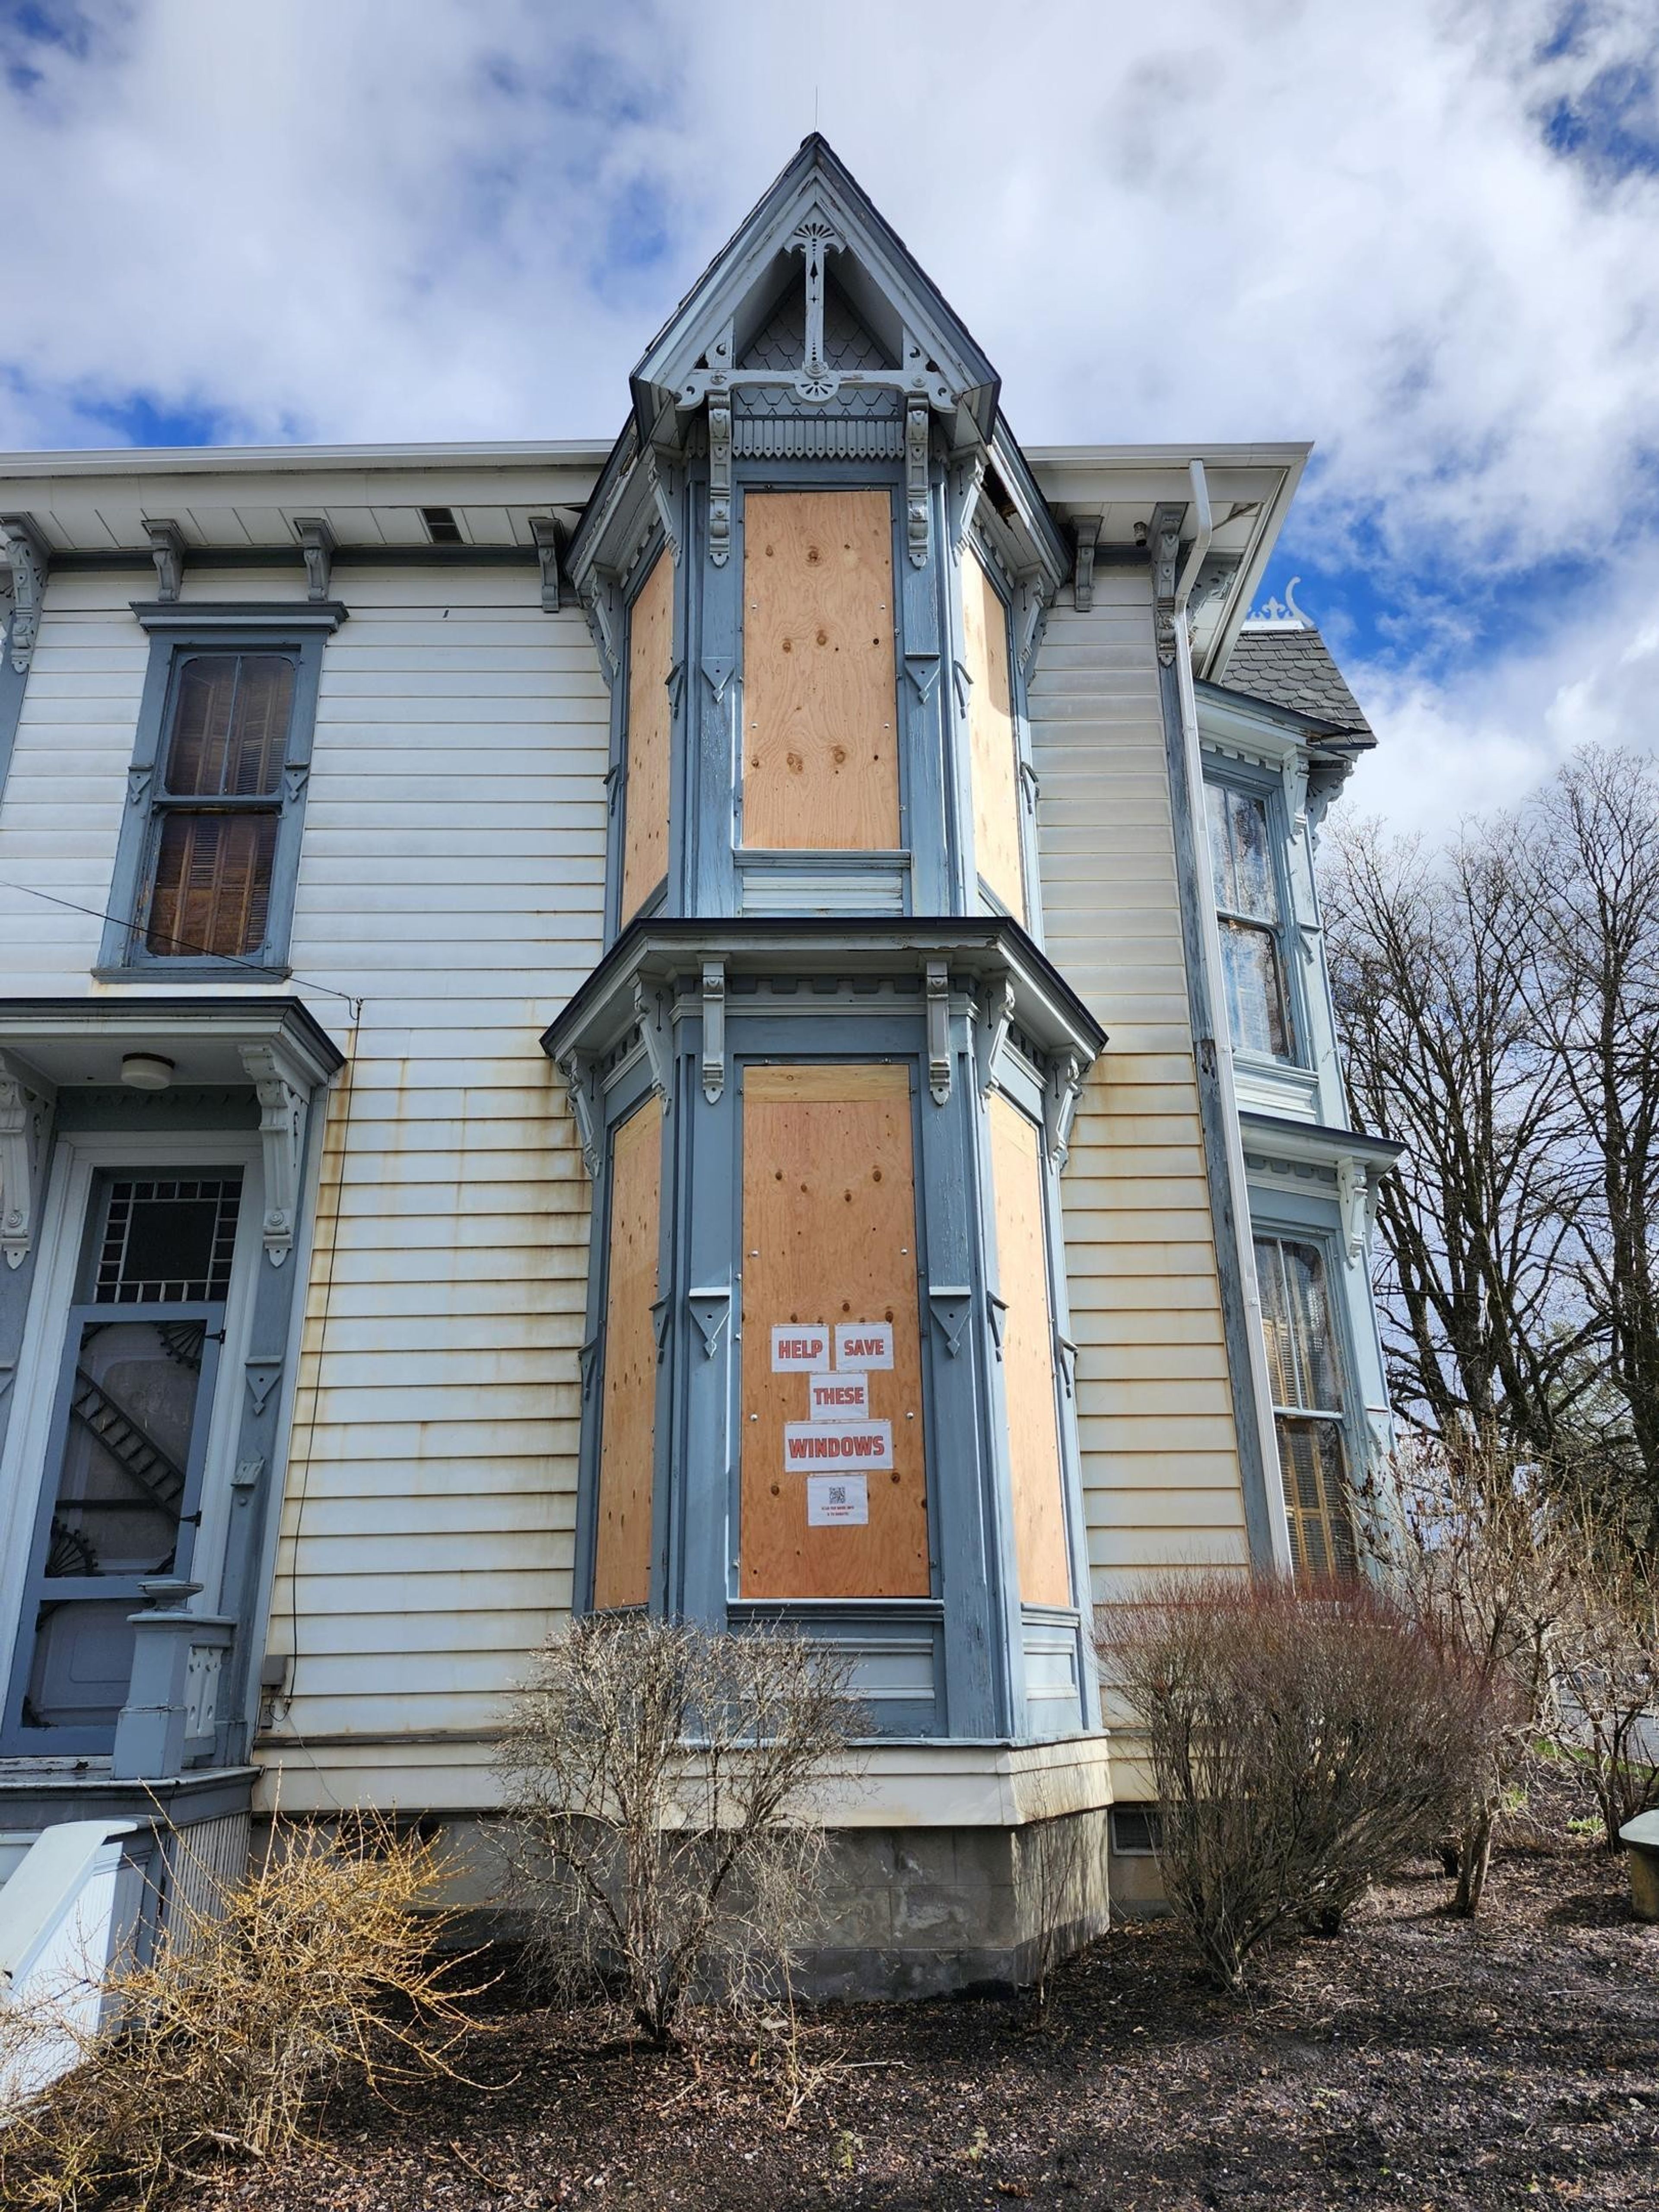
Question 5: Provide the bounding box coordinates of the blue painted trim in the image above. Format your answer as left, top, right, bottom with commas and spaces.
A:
1202, 751, 1313, 1074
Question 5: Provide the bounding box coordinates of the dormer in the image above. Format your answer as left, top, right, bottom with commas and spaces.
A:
566, 136, 1070, 939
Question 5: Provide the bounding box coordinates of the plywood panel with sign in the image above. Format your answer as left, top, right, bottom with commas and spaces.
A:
962, 549, 1026, 922
740, 1061, 927, 1598
620, 550, 673, 923
741, 490, 899, 852
593, 1097, 663, 1606
988, 1092, 1071, 1606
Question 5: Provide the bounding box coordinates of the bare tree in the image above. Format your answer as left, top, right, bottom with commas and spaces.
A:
1097, 1573, 1483, 1990
1555, 1541, 1659, 1850
1521, 747, 1659, 1541
497, 1616, 861, 2048
1325, 819, 1588, 1456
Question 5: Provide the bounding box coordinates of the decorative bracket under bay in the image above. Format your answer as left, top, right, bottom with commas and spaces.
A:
237, 1040, 312, 1266
1, 514, 50, 674
0, 1049, 56, 1270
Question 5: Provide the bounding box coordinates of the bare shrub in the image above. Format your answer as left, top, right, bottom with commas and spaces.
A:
497, 1615, 863, 2047
1097, 1573, 1483, 1991
1556, 1546, 1659, 1849
0, 1817, 477, 2209
1355, 1427, 1583, 1911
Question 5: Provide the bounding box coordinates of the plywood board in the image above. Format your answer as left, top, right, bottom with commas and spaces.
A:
620, 550, 673, 922
740, 1062, 927, 1598
741, 491, 899, 852
988, 1092, 1071, 1607
593, 1098, 663, 1606
962, 550, 1026, 921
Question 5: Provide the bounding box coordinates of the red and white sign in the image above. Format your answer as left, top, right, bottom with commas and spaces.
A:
771, 1323, 830, 1371
784, 1419, 893, 1471
834, 1320, 893, 1371
807, 1475, 868, 1527
807, 1371, 870, 1422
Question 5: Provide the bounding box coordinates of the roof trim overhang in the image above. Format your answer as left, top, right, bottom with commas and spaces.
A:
541, 916, 1107, 1072
1238, 1110, 1404, 1174
0, 995, 345, 1094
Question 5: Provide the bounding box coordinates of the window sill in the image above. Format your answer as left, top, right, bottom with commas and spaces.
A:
92, 962, 294, 985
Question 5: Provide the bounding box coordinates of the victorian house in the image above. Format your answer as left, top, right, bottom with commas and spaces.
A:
0, 139, 1394, 1997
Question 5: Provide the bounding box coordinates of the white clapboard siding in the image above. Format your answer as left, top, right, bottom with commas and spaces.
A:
269, 562, 607, 1774
1031, 575, 1250, 1598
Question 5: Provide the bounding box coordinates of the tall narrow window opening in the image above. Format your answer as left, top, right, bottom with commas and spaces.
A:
1206, 782, 1294, 1060
1254, 1233, 1355, 1578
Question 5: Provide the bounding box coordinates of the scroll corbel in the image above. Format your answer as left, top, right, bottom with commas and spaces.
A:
143, 519, 187, 604
925, 959, 952, 1106
973, 979, 1016, 1098
1, 515, 50, 674
238, 1042, 308, 1265
700, 959, 726, 1105
293, 517, 336, 604
559, 1052, 602, 1177
0, 1050, 56, 1270
529, 516, 563, 611
1042, 1052, 1084, 1170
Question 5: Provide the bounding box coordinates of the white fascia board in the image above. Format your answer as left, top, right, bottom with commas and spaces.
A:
0, 438, 614, 478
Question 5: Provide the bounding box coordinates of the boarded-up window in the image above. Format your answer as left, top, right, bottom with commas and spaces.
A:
987, 1093, 1071, 1606
1254, 1233, 1355, 1580
593, 1099, 663, 1607
143, 652, 294, 958
620, 550, 674, 924
961, 551, 1026, 923
739, 1064, 927, 1598
741, 491, 898, 852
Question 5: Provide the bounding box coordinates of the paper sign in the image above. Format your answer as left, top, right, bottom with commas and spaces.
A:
784, 1420, 893, 1471
807, 1475, 868, 1527
807, 1371, 870, 1422
834, 1320, 894, 1371
771, 1323, 830, 1371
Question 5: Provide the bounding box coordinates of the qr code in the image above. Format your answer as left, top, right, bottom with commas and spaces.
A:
828, 1485, 847, 1505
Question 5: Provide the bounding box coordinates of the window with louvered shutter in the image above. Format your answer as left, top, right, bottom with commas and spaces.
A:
1253, 1233, 1356, 1579
141, 653, 295, 960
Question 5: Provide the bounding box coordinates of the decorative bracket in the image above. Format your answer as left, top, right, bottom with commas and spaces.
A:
1146, 501, 1183, 667
1071, 515, 1100, 613
787, 208, 849, 400
143, 519, 187, 604
238, 1041, 310, 1265
700, 959, 726, 1104
924, 959, 952, 1107
1018, 756, 1040, 816
633, 979, 673, 1107
651, 1294, 674, 1361
905, 398, 931, 571
1056, 1333, 1079, 1399
986, 1290, 1009, 1361
582, 572, 621, 686
902, 650, 941, 701
529, 515, 563, 610
948, 450, 986, 558
645, 451, 682, 566
1, 514, 50, 674
1015, 566, 1052, 671
687, 1286, 731, 1359
973, 979, 1016, 1097
707, 392, 733, 567
1042, 1052, 1084, 1170
558, 1051, 602, 1177
242, 1357, 283, 1419
1281, 750, 1310, 844
0, 1049, 56, 1270
1338, 1156, 1381, 1263
293, 517, 337, 604
701, 653, 734, 702
927, 1286, 974, 1359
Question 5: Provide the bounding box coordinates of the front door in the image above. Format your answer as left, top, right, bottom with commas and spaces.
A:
3, 1171, 242, 1754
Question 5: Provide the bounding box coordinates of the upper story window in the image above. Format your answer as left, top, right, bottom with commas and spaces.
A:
1205, 780, 1294, 1061
99, 607, 338, 981
1254, 1232, 1356, 1579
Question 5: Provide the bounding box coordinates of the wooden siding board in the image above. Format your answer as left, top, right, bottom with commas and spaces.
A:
1032, 595, 1249, 1595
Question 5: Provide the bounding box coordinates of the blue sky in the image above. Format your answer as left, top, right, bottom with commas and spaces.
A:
3, 0, 1658, 830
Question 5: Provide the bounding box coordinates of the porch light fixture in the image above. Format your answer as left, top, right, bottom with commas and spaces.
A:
121, 1052, 175, 1092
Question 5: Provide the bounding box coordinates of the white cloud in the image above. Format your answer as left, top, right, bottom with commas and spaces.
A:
3, 0, 1658, 820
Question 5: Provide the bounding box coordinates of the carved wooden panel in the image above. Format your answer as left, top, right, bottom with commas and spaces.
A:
594, 1096, 663, 1607
740, 1062, 928, 1598
740, 491, 899, 852
621, 550, 673, 924
962, 550, 1025, 922
988, 1092, 1070, 1607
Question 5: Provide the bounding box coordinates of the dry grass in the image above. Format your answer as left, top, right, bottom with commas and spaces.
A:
0, 1817, 481, 2210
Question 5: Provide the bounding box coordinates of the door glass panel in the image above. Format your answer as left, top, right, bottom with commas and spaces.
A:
50, 1319, 202, 1579
94, 1176, 240, 1302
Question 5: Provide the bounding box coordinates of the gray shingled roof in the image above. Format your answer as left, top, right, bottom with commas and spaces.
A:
1218, 626, 1374, 741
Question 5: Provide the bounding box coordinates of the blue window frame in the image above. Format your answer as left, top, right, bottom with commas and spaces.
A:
98, 604, 341, 980
1205, 773, 1303, 1064
1254, 1229, 1357, 1578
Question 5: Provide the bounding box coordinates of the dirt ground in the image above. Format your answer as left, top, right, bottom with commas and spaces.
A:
176, 1839, 1657, 2212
